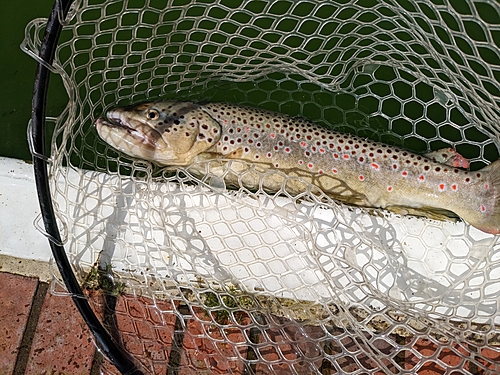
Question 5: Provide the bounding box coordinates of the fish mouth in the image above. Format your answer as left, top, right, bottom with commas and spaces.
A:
95, 110, 161, 149
95, 110, 136, 133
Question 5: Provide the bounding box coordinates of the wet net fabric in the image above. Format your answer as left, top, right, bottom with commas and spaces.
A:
24, 0, 500, 373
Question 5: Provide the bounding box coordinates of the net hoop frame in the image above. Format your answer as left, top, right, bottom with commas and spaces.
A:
28, 0, 144, 373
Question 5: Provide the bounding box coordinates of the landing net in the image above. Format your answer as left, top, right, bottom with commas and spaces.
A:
24, 0, 500, 373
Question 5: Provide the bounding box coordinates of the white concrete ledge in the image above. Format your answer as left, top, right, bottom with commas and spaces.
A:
0, 157, 52, 262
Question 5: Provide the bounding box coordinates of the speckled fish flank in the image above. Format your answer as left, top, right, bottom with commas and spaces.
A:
95, 101, 500, 235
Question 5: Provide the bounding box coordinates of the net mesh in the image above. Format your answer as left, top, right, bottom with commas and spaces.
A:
24, 0, 500, 373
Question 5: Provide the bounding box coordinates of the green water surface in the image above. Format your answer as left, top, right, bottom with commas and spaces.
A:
0, 1, 67, 161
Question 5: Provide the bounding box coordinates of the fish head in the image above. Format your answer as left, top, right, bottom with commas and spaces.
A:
95, 101, 221, 165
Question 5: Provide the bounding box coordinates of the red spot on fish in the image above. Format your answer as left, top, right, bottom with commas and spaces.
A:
332, 168, 338, 174
285, 147, 291, 153
392, 164, 398, 170
318, 169, 324, 174
359, 175, 364, 181
438, 183, 445, 191
451, 184, 458, 191
266, 152, 272, 158
334, 153, 339, 159
418, 175, 425, 181
308, 163, 314, 169
481, 204, 486, 212
298, 160, 303, 165
485, 184, 489, 190
387, 186, 393, 192
319, 148, 325, 153
402, 171, 408, 177
371, 163, 379, 170
270, 133, 275, 139
343, 154, 350, 160
300, 141, 307, 148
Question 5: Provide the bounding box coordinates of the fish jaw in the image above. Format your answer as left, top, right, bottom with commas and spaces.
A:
95, 102, 222, 166
95, 112, 178, 164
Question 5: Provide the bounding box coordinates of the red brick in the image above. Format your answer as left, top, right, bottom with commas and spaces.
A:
0, 273, 38, 375
179, 306, 249, 374
408, 338, 472, 373
100, 295, 178, 375
255, 315, 325, 375
478, 347, 500, 372
24, 289, 95, 375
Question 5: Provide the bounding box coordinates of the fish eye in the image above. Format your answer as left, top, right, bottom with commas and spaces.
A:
146, 109, 160, 120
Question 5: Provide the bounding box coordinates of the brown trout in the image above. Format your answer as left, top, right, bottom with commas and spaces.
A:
95, 101, 500, 234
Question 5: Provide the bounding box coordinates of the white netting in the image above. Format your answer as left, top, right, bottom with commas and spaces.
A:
24, 0, 500, 373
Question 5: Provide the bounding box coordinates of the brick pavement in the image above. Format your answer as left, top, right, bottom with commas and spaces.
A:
1, 269, 499, 374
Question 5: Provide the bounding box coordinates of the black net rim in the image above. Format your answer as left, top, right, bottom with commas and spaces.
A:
29, 1, 144, 373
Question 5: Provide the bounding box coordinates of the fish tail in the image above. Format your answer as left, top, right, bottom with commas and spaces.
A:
467, 159, 500, 234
